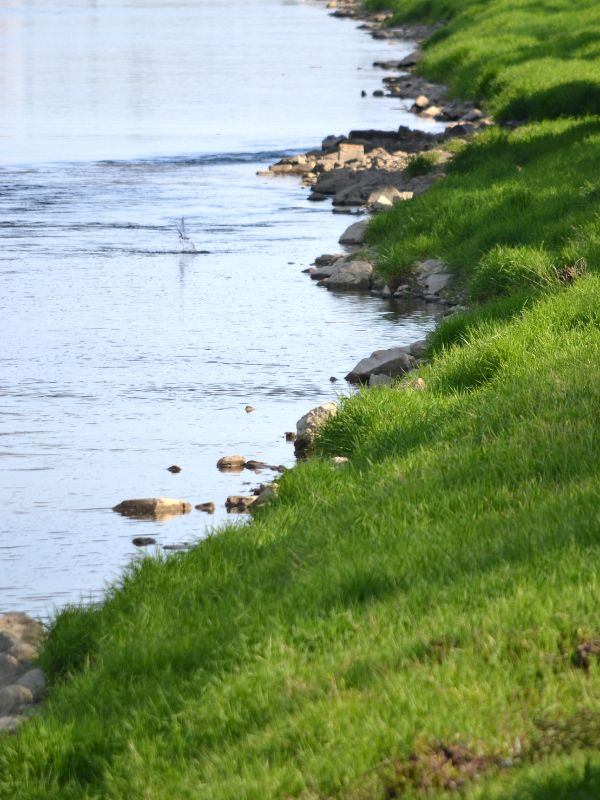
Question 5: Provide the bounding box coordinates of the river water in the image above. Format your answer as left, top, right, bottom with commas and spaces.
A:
0, 0, 440, 617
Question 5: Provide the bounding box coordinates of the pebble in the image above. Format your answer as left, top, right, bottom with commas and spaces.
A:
167, 465, 182, 473
245, 405, 255, 413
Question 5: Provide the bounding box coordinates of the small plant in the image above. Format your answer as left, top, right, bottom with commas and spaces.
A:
404, 151, 440, 177
553, 257, 588, 285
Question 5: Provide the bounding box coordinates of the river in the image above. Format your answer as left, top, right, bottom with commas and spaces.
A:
0, 0, 440, 616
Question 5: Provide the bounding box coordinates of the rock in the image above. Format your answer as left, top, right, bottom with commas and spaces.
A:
0, 716, 23, 734
16, 669, 46, 702
195, 502, 216, 514
415, 259, 452, 295
0, 654, 21, 685
330, 376, 338, 383
413, 377, 426, 390
421, 105, 443, 118
295, 402, 338, 455
321, 134, 346, 151
253, 485, 277, 507
0, 633, 17, 655
269, 163, 293, 174
314, 253, 343, 267
285, 431, 297, 442
7, 642, 36, 662
331, 456, 349, 465
0, 614, 44, 650
167, 465, 182, 474
409, 339, 428, 358
339, 219, 369, 245
373, 90, 384, 97
216, 455, 246, 470
0, 685, 33, 716
113, 498, 192, 520
369, 373, 394, 387
414, 94, 430, 110
225, 495, 256, 512
244, 405, 254, 413
163, 543, 192, 551
244, 460, 270, 471
322, 260, 373, 290
132, 537, 157, 547
338, 143, 365, 162
346, 346, 417, 384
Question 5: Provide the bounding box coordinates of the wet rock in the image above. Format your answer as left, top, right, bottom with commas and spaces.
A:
0, 685, 33, 716
285, 431, 297, 442
16, 669, 46, 702
167, 465, 182, 473
346, 346, 417, 384
330, 376, 338, 383
113, 498, 192, 520
295, 402, 338, 455
226, 495, 257, 512
132, 537, 157, 547
339, 219, 369, 245
244, 460, 270, 471
195, 502, 216, 514
314, 253, 343, 267
322, 260, 373, 290
217, 455, 246, 470
244, 405, 254, 413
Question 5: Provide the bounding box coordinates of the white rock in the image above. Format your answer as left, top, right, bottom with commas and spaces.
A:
346, 346, 417, 384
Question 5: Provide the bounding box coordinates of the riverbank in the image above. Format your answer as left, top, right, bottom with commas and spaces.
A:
1, 1, 600, 798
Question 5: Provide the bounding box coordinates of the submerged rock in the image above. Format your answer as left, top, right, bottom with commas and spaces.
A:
132, 537, 157, 547
346, 346, 417, 384
195, 502, 216, 514
295, 402, 338, 455
113, 498, 192, 520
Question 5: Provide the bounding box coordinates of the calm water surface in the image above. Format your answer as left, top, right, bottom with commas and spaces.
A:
0, 0, 441, 616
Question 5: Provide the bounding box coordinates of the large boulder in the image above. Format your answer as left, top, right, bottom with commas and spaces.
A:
322, 260, 373, 290
295, 402, 337, 455
339, 219, 369, 245
345, 346, 417, 384
112, 498, 192, 520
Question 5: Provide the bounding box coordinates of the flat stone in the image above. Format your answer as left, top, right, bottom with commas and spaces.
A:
415, 259, 452, 295
0, 685, 33, 716
339, 219, 369, 245
295, 402, 338, 455
346, 346, 417, 384
16, 668, 46, 702
113, 498, 192, 520
338, 142, 365, 163
323, 260, 373, 290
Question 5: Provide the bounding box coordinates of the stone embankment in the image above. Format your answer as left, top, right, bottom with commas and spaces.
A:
0, 613, 46, 735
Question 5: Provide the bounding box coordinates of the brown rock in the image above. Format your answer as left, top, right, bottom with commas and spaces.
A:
245, 405, 255, 413
113, 498, 192, 520
167, 465, 182, 473
225, 495, 257, 512
195, 502, 216, 514
216, 455, 246, 470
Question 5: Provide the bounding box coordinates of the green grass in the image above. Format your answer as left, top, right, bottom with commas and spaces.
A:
2, 1, 600, 797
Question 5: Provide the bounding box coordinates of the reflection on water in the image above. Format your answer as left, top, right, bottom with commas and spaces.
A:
0, 0, 441, 617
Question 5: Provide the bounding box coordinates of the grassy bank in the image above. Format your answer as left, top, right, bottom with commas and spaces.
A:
2, 1, 600, 798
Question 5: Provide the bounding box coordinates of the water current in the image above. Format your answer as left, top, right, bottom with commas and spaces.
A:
0, 0, 442, 616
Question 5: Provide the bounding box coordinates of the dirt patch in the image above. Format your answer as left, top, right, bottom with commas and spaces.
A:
386, 741, 498, 796
573, 639, 600, 671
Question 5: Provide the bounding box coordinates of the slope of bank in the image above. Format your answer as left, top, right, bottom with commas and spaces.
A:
2, 2, 600, 799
